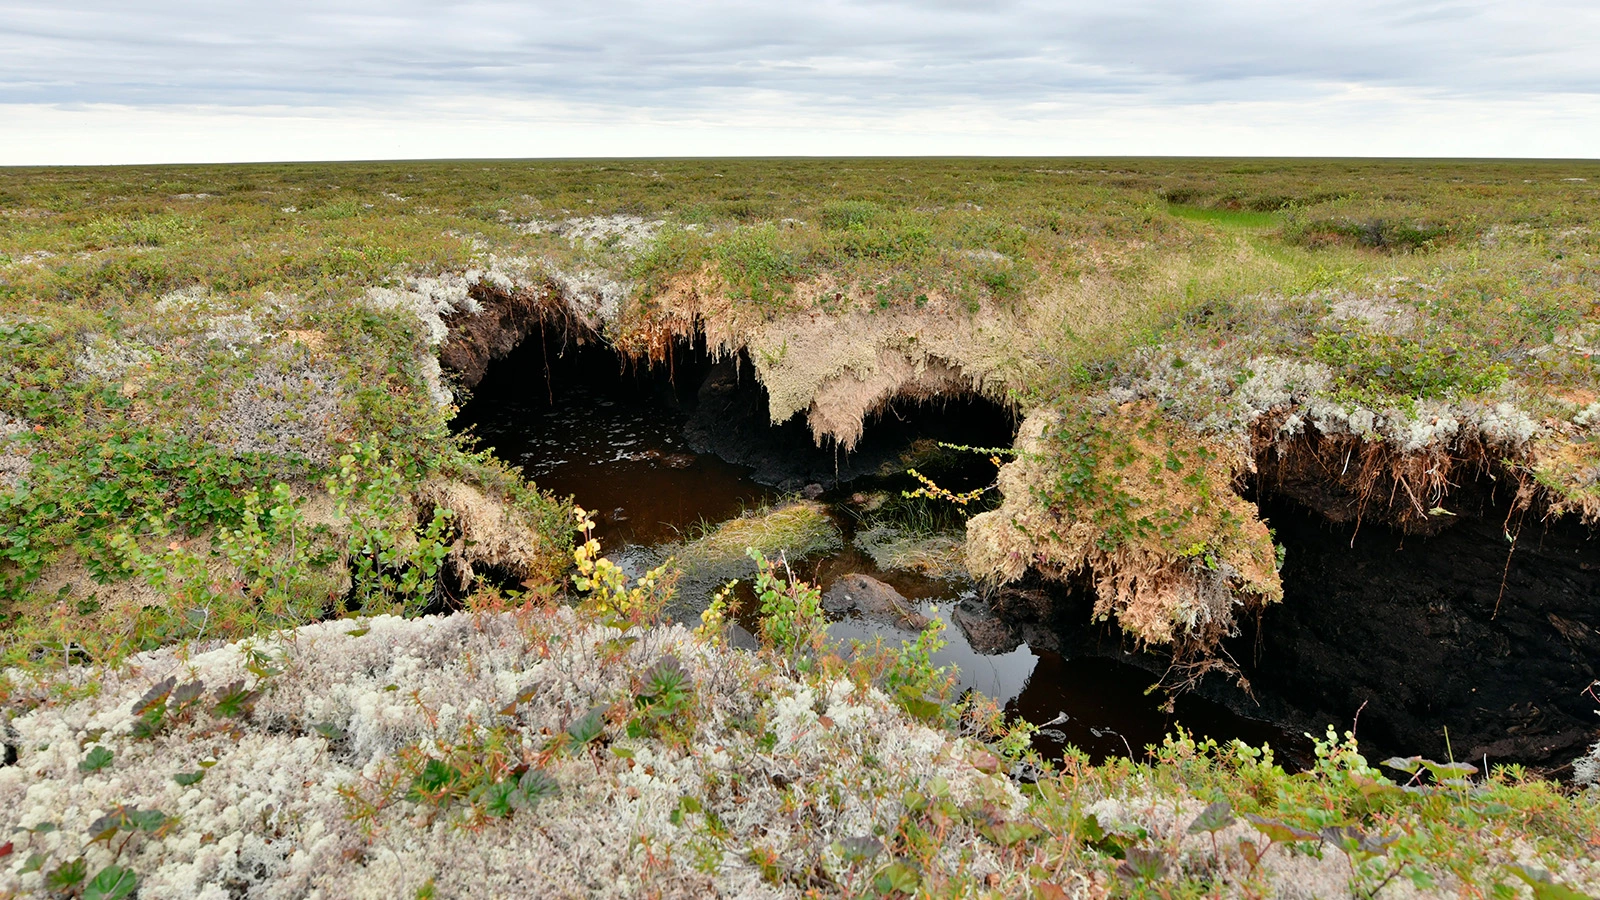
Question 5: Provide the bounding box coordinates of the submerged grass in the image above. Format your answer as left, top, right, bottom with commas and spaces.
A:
853, 525, 967, 580
662, 499, 841, 594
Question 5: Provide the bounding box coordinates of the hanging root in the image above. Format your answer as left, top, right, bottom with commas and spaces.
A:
1251, 414, 1522, 534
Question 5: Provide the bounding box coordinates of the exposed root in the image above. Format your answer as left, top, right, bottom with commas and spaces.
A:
441, 278, 592, 391
738, 305, 1024, 450
1245, 410, 1596, 536
1253, 414, 1505, 533
804, 351, 974, 450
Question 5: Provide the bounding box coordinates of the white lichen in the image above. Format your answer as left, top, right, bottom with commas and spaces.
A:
1468, 401, 1538, 449
211, 354, 346, 463
550, 268, 631, 325
0, 609, 1019, 898
516, 215, 664, 256
0, 411, 31, 491
76, 335, 153, 381
1576, 738, 1600, 788
363, 270, 521, 408
1574, 403, 1600, 430
1324, 292, 1417, 336
362, 273, 480, 347
1105, 343, 1543, 458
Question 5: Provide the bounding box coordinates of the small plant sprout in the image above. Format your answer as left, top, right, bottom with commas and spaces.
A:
627, 654, 697, 746
78, 745, 114, 773
747, 548, 827, 669
694, 579, 740, 644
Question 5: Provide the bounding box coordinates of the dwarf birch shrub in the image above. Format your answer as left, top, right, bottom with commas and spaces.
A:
747, 548, 827, 670
571, 505, 677, 626
328, 441, 454, 616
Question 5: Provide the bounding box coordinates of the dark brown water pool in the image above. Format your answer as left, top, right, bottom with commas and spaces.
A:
455, 336, 1305, 764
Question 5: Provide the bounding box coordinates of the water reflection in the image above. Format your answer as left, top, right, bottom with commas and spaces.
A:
456, 349, 1302, 764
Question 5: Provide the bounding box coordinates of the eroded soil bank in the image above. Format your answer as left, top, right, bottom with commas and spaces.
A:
1246, 496, 1600, 770
959, 492, 1600, 771
449, 303, 1600, 770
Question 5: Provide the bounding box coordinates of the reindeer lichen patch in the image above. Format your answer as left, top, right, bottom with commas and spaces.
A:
0, 411, 30, 491
0, 609, 1028, 899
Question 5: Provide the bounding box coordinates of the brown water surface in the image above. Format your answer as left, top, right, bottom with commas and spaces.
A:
455, 339, 1305, 764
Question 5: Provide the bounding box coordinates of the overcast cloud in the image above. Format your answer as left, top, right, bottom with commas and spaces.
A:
2, 1, 1597, 163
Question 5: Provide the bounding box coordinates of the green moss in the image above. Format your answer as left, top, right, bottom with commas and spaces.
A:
661, 500, 840, 595
852, 526, 966, 580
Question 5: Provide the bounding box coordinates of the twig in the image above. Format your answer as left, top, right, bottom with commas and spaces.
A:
1492, 524, 1519, 620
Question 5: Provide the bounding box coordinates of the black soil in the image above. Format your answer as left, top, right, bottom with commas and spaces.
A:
1232, 497, 1600, 771
964, 498, 1600, 771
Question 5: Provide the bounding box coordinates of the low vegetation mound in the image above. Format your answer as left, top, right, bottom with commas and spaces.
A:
4, 580, 1596, 897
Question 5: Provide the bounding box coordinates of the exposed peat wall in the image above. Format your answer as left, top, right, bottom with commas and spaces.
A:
1236, 495, 1600, 770
961, 488, 1600, 770
447, 283, 1016, 495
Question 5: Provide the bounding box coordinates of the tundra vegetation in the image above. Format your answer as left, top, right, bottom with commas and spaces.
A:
1, 158, 1598, 896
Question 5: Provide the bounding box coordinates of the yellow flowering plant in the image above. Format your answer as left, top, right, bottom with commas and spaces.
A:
571, 506, 677, 626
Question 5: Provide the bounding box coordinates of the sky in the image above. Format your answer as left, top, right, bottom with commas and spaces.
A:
1, 0, 1597, 164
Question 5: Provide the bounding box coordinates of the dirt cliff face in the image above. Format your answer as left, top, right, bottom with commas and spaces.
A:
438, 280, 566, 391
1237, 496, 1600, 769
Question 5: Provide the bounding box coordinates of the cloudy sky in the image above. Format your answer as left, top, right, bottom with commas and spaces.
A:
2, 0, 1597, 163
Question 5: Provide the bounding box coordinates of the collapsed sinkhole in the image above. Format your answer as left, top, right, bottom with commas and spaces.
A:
445, 325, 1313, 762
967, 479, 1600, 771
452, 327, 1018, 531
442, 315, 1600, 771
1246, 439, 1600, 769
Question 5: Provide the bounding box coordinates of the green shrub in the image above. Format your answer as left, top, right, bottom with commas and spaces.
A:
1311, 327, 1509, 405
818, 200, 884, 230
713, 224, 803, 304
747, 548, 827, 670
628, 226, 709, 298
78, 213, 196, 248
